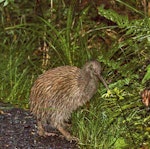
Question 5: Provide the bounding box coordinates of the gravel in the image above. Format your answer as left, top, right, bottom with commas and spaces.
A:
0, 103, 78, 149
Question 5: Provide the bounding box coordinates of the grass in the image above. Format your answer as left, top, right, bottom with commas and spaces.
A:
72, 88, 144, 148
0, 1, 150, 148
0, 48, 32, 108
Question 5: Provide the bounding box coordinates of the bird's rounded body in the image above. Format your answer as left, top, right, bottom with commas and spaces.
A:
30, 61, 108, 141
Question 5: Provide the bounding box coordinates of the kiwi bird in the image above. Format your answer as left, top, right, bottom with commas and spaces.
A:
30, 60, 109, 141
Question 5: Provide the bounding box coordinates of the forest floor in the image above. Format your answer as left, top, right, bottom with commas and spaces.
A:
0, 102, 78, 149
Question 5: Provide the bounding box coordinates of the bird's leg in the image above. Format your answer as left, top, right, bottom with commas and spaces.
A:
57, 124, 79, 142
63, 121, 72, 128
37, 121, 45, 136
64, 123, 71, 128
37, 121, 56, 137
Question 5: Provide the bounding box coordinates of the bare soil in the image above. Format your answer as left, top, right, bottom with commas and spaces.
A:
0, 102, 78, 149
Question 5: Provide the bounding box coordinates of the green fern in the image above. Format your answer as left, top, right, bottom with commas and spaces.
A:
142, 65, 150, 84
98, 6, 129, 28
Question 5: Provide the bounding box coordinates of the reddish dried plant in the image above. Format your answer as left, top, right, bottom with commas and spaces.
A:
141, 89, 150, 107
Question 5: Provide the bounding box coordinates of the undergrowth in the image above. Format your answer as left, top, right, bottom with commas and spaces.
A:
0, 0, 150, 148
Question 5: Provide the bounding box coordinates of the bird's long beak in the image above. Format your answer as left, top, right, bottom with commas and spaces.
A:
98, 75, 109, 90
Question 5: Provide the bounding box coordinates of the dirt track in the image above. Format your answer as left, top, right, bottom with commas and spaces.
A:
0, 103, 77, 149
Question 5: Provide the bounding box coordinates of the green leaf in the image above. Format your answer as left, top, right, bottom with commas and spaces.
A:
142, 65, 150, 84
3, 0, 9, 6
97, 6, 129, 28
114, 137, 127, 149
0, 0, 5, 3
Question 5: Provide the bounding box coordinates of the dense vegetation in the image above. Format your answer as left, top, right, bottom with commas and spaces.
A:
0, 0, 150, 148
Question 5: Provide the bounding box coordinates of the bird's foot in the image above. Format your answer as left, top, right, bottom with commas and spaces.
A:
57, 125, 79, 142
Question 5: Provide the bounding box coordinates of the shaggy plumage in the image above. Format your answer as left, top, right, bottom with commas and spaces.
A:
30, 60, 108, 141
